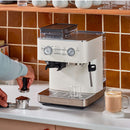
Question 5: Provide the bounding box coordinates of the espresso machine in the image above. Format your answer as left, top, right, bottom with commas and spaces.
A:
38, 24, 105, 107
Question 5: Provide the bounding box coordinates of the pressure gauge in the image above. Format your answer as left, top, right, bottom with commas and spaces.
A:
44, 46, 52, 55
67, 48, 75, 56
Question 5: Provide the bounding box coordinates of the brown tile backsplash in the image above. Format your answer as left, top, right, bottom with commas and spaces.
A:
105, 52, 119, 70
0, 11, 7, 26
23, 29, 37, 45
104, 15, 119, 32
54, 13, 68, 24
8, 28, 21, 44
0, 11, 130, 89
70, 14, 85, 30
23, 12, 37, 28
121, 35, 130, 52
121, 53, 130, 71
121, 16, 130, 33
39, 65, 49, 81
105, 33, 119, 51
0, 28, 6, 42
106, 70, 120, 88
39, 60, 46, 64
9, 45, 22, 61
86, 14, 102, 31
8, 11, 22, 27
38, 12, 52, 28
23, 46, 37, 63
121, 72, 130, 89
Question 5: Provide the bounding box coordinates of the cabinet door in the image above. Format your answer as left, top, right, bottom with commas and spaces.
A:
56, 126, 89, 130
0, 118, 55, 130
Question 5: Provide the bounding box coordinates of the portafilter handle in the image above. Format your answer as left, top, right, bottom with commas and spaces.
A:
45, 61, 66, 71
20, 77, 29, 92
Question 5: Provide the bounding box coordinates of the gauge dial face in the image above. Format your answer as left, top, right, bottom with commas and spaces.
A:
44, 46, 52, 55
67, 48, 75, 56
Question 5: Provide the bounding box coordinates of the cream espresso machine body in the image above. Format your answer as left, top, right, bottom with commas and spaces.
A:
38, 31, 104, 107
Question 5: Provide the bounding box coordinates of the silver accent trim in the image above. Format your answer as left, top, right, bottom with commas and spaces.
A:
38, 88, 105, 107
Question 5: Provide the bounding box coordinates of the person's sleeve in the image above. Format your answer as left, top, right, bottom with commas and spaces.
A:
0, 52, 28, 81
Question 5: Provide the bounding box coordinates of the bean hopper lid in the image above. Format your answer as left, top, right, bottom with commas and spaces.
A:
40, 23, 77, 39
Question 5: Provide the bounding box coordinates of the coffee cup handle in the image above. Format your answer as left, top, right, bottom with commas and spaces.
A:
122, 95, 129, 109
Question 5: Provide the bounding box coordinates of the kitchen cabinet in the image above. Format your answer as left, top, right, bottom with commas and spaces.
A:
0, 118, 55, 130
0, 118, 90, 130
56, 126, 88, 130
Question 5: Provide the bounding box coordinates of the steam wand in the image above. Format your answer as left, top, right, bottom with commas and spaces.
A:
88, 62, 96, 87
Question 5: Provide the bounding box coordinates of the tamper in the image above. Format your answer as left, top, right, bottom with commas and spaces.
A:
20, 77, 29, 92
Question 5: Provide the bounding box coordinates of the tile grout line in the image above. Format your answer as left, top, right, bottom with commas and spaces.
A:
21, 11, 23, 63
23, 62, 37, 65
8, 44, 22, 46
23, 62, 46, 66
52, 12, 54, 24
85, 14, 87, 31
119, 15, 122, 89
0, 26, 37, 30
102, 14, 104, 32
103, 50, 130, 54
68, 13, 70, 24
6, 11, 8, 45
104, 68, 130, 73
119, 32, 130, 35
36, 11, 39, 81
104, 32, 119, 34
8, 43, 37, 47
121, 51, 130, 54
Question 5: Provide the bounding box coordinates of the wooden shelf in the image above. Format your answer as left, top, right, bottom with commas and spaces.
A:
0, 4, 130, 15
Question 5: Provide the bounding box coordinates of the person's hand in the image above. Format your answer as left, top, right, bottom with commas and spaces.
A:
16, 65, 35, 90
0, 89, 7, 107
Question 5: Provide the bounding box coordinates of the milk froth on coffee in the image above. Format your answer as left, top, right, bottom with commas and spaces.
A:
105, 91, 122, 113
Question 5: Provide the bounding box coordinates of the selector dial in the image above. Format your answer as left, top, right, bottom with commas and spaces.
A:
67, 48, 75, 56
44, 46, 52, 55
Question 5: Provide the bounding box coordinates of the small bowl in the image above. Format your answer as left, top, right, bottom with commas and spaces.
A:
52, 0, 69, 8
32, 0, 48, 7
75, 0, 92, 9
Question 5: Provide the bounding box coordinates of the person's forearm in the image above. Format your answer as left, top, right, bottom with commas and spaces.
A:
0, 52, 28, 81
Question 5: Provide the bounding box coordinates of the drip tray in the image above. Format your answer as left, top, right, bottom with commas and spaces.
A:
38, 89, 105, 108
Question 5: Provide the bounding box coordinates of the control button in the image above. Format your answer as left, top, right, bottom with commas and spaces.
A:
44, 46, 52, 55
67, 48, 75, 56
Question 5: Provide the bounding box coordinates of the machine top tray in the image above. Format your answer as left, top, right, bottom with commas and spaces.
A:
67, 31, 103, 41
40, 31, 104, 41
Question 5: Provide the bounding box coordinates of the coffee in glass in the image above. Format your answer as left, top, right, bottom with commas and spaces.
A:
105, 90, 129, 113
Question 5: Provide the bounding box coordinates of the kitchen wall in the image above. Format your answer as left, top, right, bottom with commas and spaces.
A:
0, 11, 129, 89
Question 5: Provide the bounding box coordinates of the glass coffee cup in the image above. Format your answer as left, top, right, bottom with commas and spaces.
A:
105, 89, 129, 113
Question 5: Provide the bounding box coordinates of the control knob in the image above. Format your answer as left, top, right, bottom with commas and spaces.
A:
67, 48, 75, 56
44, 46, 52, 55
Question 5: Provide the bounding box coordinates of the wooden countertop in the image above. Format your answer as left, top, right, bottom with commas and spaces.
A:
0, 4, 130, 15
